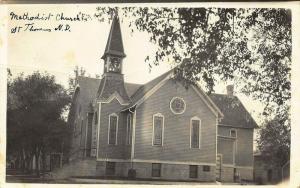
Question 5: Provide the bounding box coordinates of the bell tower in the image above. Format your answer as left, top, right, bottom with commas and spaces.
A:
101, 15, 126, 74
97, 15, 130, 102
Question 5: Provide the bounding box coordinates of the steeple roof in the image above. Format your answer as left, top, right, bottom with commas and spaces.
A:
101, 15, 126, 59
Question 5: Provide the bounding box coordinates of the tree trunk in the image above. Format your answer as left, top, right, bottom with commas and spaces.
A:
21, 149, 26, 172
25, 156, 31, 173
41, 150, 46, 173
35, 151, 40, 177
17, 153, 22, 170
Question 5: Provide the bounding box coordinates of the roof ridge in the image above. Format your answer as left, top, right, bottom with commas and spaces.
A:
130, 68, 174, 100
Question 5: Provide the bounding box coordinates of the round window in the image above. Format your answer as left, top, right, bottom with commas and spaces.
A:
170, 97, 186, 114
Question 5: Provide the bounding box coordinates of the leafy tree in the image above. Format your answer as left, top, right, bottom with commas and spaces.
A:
257, 113, 290, 167
94, 7, 291, 122
7, 71, 70, 175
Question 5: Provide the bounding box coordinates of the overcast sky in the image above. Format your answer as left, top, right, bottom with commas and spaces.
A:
7, 4, 265, 125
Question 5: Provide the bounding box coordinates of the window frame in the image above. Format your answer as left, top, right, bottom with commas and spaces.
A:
152, 113, 165, 146
126, 113, 132, 145
189, 165, 198, 178
152, 163, 162, 177
203, 165, 211, 172
170, 96, 186, 115
230, 129, 237, 138
108, 113, 119, 145
230, 128, 238, 163
94, 111, 98, 125
190, 116, 201, 149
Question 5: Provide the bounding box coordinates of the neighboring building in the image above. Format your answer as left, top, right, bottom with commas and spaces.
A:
63, 15, 258, 182
211, 89, 258, 182
253, 151, 290, 184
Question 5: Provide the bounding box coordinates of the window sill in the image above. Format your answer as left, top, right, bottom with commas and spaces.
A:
190, 147, 201, 150
152, 145, 163, 147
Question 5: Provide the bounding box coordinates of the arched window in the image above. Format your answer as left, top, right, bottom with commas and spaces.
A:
108, 113, 118, 145
152, 113, 164, 146
190, 116, 201, 149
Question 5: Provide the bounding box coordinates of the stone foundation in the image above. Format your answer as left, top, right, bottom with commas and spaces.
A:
95, 160, 216, 182
52, 158, 252, 183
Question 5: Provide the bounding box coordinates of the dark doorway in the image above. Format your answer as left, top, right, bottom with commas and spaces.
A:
267, 169, 272, 182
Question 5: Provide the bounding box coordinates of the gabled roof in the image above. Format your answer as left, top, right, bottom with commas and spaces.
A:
101, 16, 126, 59
124, 69, 223, 118
129, 69, 173, 106
209, 93, 258, 129
75, 74, 257, 129
77, 76, 101, 112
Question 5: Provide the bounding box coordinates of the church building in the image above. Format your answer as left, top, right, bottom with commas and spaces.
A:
65, 15, 258, 182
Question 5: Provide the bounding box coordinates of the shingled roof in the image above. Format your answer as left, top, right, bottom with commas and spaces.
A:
101, 16, 126, 59
209, 93, 258, 129
77, 76, 101, 112
128, 69, 173, 106
77, 76, 141, 111
76, 74, 257, 129
96, 74, 131, 102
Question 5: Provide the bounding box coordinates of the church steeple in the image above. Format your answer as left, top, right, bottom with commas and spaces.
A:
102, 15, 126, 74
97, 14, 130, 102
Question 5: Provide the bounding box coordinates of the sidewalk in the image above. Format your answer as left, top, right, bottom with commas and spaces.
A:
69, 177, 219, 185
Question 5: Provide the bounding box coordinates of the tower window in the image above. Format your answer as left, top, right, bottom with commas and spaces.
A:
108, 113, 118, 145
105, 56, 122, 73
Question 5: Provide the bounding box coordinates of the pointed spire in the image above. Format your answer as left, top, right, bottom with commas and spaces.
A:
101, 15, 126, 59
